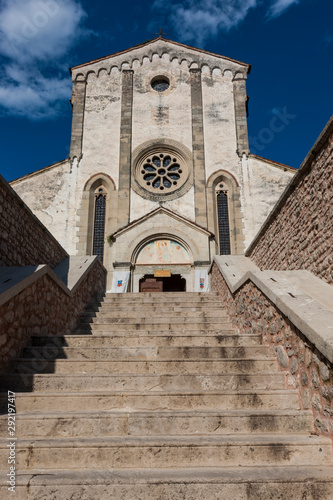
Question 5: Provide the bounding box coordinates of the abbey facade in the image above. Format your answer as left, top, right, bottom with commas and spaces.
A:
11, 37, 295, 292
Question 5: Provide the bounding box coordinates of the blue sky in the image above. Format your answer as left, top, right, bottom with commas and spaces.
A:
0, 0, 332, 181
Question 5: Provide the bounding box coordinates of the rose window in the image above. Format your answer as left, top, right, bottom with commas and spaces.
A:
133, 143, 192, 201
141, 153, 183, 191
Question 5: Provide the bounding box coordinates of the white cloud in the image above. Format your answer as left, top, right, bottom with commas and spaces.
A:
0, 0, 89, 120
268, 0, 299, 18
153, 0, 258, 45
152, 0, 302, 44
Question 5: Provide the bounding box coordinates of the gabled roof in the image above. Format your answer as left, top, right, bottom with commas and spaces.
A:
70, 36, 251, 73
9, 159, 69, 184
249, 154, 297, 172
109, 206, 215, 240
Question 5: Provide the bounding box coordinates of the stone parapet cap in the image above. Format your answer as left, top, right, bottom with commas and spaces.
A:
0, 256, 106, 307
210, 255, 333, 363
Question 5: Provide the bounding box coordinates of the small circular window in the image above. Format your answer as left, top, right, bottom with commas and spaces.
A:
151, 76, 170, 92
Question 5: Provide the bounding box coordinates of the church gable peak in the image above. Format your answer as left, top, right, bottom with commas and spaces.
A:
110, 206, 214, 241
70, 37, 251, 82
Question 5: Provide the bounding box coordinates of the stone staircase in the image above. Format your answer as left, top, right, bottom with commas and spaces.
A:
0, 291, 332, 499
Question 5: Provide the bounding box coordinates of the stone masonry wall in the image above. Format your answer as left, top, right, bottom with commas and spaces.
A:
0, 175, 67, 267
0, 261, 106, 372
246, 119, 333, 284
211, 262, 333, 440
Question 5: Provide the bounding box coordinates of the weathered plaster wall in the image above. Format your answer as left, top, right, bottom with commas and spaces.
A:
202, 67, 239, 182
132, 57, 192, 152
242, 155, 295, 249
10, 160, 78, 254
1, 174, 67, 267
247, 117, 333, 284
130, 187, 195, 223
78, 68, 121, 191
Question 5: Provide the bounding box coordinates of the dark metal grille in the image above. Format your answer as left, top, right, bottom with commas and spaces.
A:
217, 191, 231, 255
93, 194, 106, 262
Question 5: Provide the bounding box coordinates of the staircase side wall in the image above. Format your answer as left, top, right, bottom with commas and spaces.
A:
246, 116, 333, 285
211, 261, 333, 441
0, 261, 106, 373
0, 174, 68, 267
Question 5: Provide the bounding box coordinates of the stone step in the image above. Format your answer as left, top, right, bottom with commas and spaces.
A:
78, 316, 232, 325
12, 357, 278, 374
80, 310, 228, 320
20, 345, 270, 361
99, 293, 222, 305
0, 390, 300, 413
0, 372, 286, 393
30, 333, 263, 348
99, 298, 222, 305
104, 292, 219, 299
4, 467, 333, 500
1, 435, 330, 469
75, 326, 237, 334
78, 322, 233, 332
87, 304, 227, 312
0, 410, 313, 438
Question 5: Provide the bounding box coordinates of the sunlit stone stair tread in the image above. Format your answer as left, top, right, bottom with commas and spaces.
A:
0, 389, 301, 413
20, 345, 271, 360
0, 434, 331, 470
0, 409, 314, 438
0, 371, 287, 392
5, 467, 333, 500
11, 357, 279, 375
29, 333, 263, 347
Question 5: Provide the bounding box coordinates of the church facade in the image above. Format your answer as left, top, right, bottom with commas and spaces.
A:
11, 37, 295, 292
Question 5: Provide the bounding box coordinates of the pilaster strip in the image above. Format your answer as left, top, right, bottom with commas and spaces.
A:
190, 68, 208, 228
233, 78, 250, 156
69, 81, 87, 162
117, 70, 134, 228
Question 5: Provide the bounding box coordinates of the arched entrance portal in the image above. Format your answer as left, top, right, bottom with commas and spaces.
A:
133, 239, 193, 293
139, 274, 186, 293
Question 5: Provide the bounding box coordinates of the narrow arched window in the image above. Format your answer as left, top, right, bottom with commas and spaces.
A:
216, 183, 231, 255
93, 187, 106, 262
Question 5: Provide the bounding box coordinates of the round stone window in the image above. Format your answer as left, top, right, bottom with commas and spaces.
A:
151, 76, 170, 92
139, 152, 185, 194
132, 141, 193, 202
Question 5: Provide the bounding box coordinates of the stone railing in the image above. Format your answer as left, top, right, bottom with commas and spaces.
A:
210, 255, 333, 440
246, 116, 333, 285
0, 174, 67, 268
0, 256, 106, 372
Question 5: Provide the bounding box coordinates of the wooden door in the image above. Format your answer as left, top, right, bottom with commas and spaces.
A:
140, 278, 163, 293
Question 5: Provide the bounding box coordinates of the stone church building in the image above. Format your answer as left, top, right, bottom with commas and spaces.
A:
1, 37, 332, 497
11, 37, 295, 292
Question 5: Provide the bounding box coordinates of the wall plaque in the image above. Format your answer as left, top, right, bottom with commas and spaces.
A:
154, 270, 171, 277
